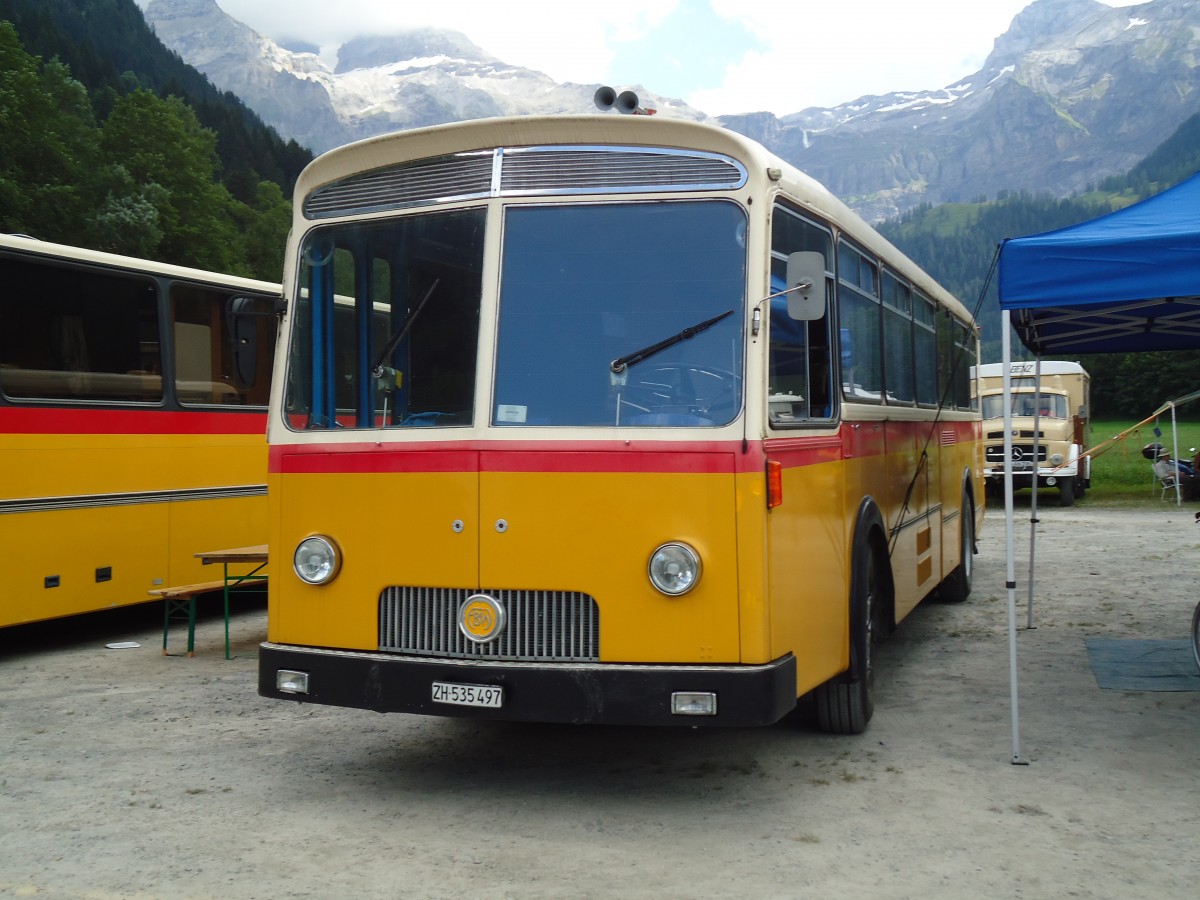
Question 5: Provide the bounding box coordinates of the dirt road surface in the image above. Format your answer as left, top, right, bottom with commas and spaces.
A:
2, 502, 1198, 899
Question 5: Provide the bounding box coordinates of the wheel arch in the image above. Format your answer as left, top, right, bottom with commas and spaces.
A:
960, 465, 979, 556
851, 495, 895, 639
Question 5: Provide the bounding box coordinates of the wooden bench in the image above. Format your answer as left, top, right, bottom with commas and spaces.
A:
152, 580, 262, 657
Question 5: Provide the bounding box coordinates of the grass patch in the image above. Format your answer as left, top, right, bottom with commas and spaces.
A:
1085, 418, 1200, 501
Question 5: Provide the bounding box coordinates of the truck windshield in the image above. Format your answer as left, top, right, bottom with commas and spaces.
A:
493, 201, 747, 427
981, 393, 1068, 420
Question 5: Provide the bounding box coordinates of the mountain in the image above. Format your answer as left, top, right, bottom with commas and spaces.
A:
144, 0, 1200, 222
723, 0, 1200, 220
142, 0, 705, 156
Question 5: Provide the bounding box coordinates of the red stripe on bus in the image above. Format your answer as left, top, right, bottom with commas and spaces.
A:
271, 439, 751, 475
0, 406, 268, 435
763, 435, 844, 467
269, 421, 980, 475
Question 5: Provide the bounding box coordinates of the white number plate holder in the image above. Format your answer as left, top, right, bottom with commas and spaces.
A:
431, 681, 504, 708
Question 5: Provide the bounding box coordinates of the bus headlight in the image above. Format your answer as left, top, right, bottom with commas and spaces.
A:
1050, 453, 1064, 465
648, 542, 702, 596
293, 536, 341, 585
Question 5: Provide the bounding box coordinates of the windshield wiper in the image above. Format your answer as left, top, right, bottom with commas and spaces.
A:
371, 278, 440, 379
609, 309, 734, 374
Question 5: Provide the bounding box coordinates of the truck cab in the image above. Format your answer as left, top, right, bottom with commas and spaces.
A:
974, 362, 1091, 507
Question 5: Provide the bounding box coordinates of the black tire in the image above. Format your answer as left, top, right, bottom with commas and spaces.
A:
1058, 476, 1075, 507
1191, 599, 1200, 675
814, 537, 879, 734
939, 492, 974, 603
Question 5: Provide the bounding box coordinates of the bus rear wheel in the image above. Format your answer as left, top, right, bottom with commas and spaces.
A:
814, 537, 880, 734
939, 491, 974, 603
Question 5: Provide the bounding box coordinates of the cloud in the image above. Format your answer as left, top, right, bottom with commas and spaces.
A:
692, 0, 1035, 114
211, 0, 678, 86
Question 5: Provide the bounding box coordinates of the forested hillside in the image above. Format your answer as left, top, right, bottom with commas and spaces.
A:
879, 111, 1200, 420
0, 0, 312, 280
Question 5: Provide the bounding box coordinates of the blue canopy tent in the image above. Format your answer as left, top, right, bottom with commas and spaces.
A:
999, 170, 1200, 354
994, 171, 1200, 764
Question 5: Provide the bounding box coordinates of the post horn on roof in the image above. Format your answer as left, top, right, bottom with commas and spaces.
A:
593, 86, 657, 115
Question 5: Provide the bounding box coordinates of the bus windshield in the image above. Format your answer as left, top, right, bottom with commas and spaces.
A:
494, 201, 746, 427
287, 208, 486, 429
287, 200, 747, 430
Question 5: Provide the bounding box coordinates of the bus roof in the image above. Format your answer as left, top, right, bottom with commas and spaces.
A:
0, 233, 280, 295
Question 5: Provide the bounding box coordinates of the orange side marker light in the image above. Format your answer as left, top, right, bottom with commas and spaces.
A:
766, 459, 783, 509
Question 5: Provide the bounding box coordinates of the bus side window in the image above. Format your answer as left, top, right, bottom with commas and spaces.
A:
0, 255, 163, 403
172, 284, 276, 406
838, 240, 882, 402
768, 203, 834, 424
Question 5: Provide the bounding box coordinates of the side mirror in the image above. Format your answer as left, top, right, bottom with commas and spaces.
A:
227, 295, 280, 388
784, 251, 826, 321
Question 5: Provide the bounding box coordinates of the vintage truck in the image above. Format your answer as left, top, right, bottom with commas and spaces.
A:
974, 361, 1091, 507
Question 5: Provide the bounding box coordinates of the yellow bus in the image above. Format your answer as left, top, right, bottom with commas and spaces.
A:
0, 234, 279, 628
258, 113, 983, 733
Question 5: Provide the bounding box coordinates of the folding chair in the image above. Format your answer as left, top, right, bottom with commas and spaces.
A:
1159, 472, 1178, 501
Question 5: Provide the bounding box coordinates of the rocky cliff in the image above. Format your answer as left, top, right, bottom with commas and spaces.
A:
145, 0, 1200, 221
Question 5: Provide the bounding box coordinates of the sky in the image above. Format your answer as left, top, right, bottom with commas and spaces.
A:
154, 0, 1147, 116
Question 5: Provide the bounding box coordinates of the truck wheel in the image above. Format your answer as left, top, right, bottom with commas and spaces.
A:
1058, 476, 1075, 507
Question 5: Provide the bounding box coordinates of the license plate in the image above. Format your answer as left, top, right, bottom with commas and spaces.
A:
432, 681, 503, 708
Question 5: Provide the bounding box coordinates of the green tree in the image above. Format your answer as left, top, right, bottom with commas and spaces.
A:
84, 166, 166, 258
237, 180, 292, 283
0, 21, 100, 241
99, 89, 242, 271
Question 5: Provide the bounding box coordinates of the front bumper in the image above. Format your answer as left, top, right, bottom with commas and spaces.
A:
259, 642, 798, 727
984, 466, 1077, 485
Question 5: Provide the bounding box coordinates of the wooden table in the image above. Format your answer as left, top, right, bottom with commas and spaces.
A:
195, 544, 268, 659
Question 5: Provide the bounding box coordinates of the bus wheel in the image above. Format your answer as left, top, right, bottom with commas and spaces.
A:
814, 537, 879, 734
939, 492, 974, 603
1058, 477, 1075, 507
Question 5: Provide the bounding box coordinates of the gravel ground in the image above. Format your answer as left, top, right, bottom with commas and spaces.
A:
1, 500, 1198, 899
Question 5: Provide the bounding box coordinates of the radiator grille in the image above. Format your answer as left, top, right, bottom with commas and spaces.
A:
379, 587, 600, 661
303, 145, 747, 218
985, 429, 1043, 439
498, 147, 745, 194
304, 152, 494, 218
985, 444, 1047, 464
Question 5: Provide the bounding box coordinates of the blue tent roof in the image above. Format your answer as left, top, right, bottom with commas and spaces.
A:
997, 171, 1200, 354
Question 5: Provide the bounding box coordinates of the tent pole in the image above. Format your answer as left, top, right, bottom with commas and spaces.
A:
1027, 357, 1040, 629
1170, 403, 1182, 505
1002, 311, 1026, 764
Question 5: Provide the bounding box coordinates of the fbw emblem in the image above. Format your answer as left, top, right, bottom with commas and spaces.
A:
458, 593, 505, 644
